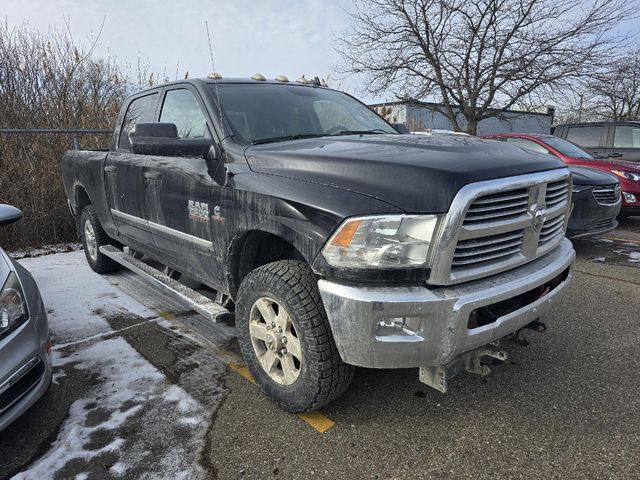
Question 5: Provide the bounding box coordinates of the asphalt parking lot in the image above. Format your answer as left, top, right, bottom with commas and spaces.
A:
2, 217, 640, 480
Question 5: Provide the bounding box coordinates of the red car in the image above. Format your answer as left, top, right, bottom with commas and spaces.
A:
482, 133, 640, 216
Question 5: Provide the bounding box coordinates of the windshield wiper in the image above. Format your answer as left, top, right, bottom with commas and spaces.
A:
251, 133, 325, 145
329, 129, 392, 136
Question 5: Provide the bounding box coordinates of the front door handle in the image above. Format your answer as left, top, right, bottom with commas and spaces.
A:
144, 171, 162, 180
608, 152, 623, 158
105, 165, 117, 173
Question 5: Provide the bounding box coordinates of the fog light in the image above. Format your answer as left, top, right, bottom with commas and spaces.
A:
623, 192, 637, 203
376, 317, 422, 337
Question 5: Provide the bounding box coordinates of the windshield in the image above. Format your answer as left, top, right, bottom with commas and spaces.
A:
543, 136, 594, 159
209, 83, 397, 144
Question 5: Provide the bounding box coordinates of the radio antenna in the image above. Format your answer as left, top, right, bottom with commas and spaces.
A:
205, 20, 226, 139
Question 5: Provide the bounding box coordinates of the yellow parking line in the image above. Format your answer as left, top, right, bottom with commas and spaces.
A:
158, 324, 336, 433
297, 411, 336, 433
228, 363, 335, 433
228, 363, 256, 385
601, 237, 640, 245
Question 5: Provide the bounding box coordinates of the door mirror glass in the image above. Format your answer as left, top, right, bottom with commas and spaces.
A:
0, 205, 23, 227
129, 122, 212, 157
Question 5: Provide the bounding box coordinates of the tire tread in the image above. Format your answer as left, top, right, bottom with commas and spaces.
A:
236, 260, 354, 412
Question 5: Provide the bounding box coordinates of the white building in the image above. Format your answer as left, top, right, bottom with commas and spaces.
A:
371, 101, 554, 135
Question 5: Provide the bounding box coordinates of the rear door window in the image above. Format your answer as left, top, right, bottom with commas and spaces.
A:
565, 126, 603, 147
159, 89, 209, 139
613, 125, 640, 148
118, 93, 159, 150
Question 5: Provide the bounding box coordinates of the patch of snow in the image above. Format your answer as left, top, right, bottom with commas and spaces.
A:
13, 337, 208, 480
592, 257, 606, 262
109, 462, 128, 477
18, 251, 155, 344
51, 369, 66, 385
12, 251, 211, 480
628, 251, 640, 263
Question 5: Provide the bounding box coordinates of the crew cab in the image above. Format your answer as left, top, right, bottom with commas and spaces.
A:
62, 76, 576, 412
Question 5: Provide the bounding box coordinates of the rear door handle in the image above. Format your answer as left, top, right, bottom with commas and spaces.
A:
105, 165, 117, 173
608, 153, 623, 158
144, 171, 162, 180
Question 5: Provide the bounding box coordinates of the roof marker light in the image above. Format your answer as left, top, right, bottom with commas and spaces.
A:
275, 75, 289, 82
207, 72, 222, 79
296, 74, 308, 84
251, 73, 266, 81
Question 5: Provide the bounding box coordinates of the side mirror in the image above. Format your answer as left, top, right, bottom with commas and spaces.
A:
392, 122, 410, 134
205, 145, 228, 186
129, 123, 212, 158
0, 205, 23, 227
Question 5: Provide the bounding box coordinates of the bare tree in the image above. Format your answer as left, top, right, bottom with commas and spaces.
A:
337, 0, 633, 134
587, 49, 640, 121
0, 20, 161, 250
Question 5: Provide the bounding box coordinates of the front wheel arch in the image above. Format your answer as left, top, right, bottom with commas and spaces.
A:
226, 230, 309, 298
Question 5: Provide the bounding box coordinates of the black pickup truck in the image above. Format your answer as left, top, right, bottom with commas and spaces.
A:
62, 77, 576, 412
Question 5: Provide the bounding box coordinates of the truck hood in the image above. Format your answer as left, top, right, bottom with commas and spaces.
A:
245, 134, 566, 213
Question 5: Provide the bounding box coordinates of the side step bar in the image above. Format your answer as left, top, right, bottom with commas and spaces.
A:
100, 245, 231, 323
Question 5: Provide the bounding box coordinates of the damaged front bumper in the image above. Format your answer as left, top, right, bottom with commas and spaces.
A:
318, 238, 575, 379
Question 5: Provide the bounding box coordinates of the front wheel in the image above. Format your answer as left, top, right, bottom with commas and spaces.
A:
79, 206, 119, 274
236, 260, 354, 412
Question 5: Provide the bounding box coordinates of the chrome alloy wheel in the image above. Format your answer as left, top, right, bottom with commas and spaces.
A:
249, 297, 302, 385
84, 219, 98, 262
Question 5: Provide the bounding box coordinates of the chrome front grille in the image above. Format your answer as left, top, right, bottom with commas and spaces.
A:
539, 214, 566, 246
428, 169, 572, 286
545, 180, 569, 208
463, 190, 529, 225
592, 184, 620, 205
452, 230, 524, 267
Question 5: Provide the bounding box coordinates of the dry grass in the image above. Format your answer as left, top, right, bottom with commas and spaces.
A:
0, 21, 156, 250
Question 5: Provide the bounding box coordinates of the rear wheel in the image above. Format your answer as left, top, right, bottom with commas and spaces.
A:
236, 260, 354, 412
80, 206, 119, 274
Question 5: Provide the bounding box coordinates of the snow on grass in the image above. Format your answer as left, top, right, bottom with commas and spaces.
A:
10, 242, 82, 259
13, 251, 210, 480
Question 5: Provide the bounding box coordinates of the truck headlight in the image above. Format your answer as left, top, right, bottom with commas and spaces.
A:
322, 215, 440, 269
0, 272, 29, 337
611, 170, 640, 181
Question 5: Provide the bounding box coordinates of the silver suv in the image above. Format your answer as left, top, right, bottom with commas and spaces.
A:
0, 205, 52, 432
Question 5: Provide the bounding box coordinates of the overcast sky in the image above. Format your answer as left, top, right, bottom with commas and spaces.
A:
3, 0, 639, 106
2, 0, 386, 100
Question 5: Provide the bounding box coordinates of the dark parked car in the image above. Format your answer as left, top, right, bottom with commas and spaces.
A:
566, 167, 621, 238
481, 133, 640, 217
0, 205, 52, 432
553, 121, 640, 163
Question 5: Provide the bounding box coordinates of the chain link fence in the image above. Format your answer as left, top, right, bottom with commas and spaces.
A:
0, 129, 111, 251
